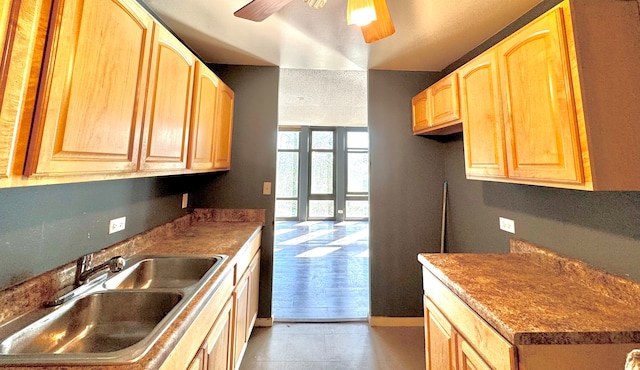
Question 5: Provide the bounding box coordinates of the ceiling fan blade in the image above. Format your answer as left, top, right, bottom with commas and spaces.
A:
360, 0, 395, 43
234, 0, 295, 22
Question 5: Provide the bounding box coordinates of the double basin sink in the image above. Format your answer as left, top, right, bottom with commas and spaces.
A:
0, 254, 227, 365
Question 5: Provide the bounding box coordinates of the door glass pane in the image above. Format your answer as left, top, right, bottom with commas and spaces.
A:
347, 152, 369, 193
311, 131, 333, 150
278, 131, 299, 150
276, 200, 298, 218
309, 200, 334, 218
276, 152, 299, 197
346, 201, 369, 218
347, 131, 369, 149
311, 152, 333, 194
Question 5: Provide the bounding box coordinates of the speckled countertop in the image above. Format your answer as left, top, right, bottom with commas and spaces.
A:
0, 208, 265, 369
418, 239, 640, 346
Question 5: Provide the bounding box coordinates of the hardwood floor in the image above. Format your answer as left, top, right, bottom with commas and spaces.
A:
273, 221, 369, 321
239, 323, 425, 370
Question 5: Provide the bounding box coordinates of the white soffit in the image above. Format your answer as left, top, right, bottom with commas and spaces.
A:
278, 69, 368, 127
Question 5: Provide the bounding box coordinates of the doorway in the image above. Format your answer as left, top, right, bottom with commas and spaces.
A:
273, 127, 370, 321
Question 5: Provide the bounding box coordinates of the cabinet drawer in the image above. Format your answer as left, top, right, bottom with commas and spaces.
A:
422, 267, 515, 370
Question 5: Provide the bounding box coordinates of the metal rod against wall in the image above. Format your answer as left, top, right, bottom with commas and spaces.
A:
440, 181, 447, 254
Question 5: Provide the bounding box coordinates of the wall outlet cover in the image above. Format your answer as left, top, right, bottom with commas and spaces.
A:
182, 193, 188, 209
109, 217, 126, 234
499, 217, 515, 234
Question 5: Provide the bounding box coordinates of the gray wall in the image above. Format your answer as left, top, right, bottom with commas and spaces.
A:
443, 137, 640, 281
438, 0, 640, 282
368, 70, 445, 317
0, 176, 202, 289
197, 65, 279, 319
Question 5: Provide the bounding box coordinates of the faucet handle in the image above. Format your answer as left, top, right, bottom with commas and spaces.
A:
108, 256, 126, 272
78, 253, 93, 268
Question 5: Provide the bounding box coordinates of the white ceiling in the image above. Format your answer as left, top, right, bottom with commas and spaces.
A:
143, 0, 544, 71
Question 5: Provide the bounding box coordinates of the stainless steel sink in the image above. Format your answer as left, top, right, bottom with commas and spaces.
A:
0, 254, 228, 365
104, 256, 224, 290
0, 291, 181, 355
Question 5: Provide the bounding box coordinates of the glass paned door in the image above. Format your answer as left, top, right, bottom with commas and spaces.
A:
275, 130, 300, 219
345, 130, 369, 219
308, 129, 336, 220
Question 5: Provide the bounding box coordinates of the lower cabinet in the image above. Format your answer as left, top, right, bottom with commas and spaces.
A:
160, 233, 261, 370
233, 250, 261, 368
422, 268, 516, 370
458, 338, 492, 370
205, 298, 233, 370
424, 296, 456, 370
424, 295, 494, 370
187, 348, 206, 370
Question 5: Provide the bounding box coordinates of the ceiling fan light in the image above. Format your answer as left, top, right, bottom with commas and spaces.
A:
347, 0, 377, 26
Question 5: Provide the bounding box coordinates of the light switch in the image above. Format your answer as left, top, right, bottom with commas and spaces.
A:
262, 182, 272, 195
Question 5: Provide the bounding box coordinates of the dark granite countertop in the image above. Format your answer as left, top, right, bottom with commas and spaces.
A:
418, 240, 640, 346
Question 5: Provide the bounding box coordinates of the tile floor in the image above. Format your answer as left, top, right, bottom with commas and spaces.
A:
239, 323, 426, 370
273, 221, 370, 321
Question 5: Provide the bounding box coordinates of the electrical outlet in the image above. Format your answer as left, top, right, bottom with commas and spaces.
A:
109, 217, 126, 234
182, 193, 188, 209
262, 182, 272, 195
499, 217, 515, 234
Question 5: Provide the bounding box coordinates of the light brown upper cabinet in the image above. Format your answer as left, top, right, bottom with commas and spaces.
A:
459, 0, 640, 190
429, 72, 461, 127
25, 0, 154, 177
0, 0, 45, 185
213, 81, 234, 170
411, 73, 462, 135
0, 1, 13, 182
139, 26, 195, 172
459, 50, 507, 179
411, 89, 429, 134
189, 62, 220, 171
498, 7, 583, 185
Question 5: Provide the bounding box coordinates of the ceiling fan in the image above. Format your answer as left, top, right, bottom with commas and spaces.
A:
234, 0, 395, 43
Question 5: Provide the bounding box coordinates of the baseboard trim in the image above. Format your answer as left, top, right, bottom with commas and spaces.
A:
369, 316, 423, 327
255, 316, 274, 327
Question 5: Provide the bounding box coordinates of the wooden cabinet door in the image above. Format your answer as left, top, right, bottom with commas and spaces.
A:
429, 73, 461, 127
206, 297, 233, 370
189, 62, 220, 171
498, 7, 583, 184
412, 89, 429, 134
424, 296, 456, 370
139, 26, 195, 171
25, 0, 153, 176
233, 270, 250, 366
187, 348, 206, 370
458, 337, 492, 370
1, 0, 18, 180
213, 81, 234, 170
459, 50, 507, 179
247, 250, 261, 335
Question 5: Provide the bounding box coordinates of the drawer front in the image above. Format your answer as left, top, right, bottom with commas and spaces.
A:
422, 267, 516, 370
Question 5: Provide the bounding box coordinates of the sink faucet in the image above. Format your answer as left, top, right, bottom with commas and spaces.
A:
75, 254, 126, 286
